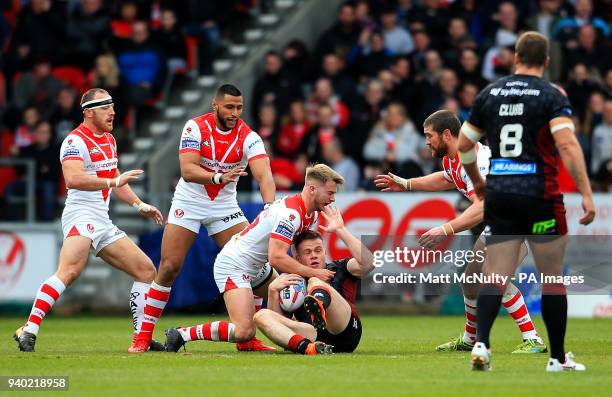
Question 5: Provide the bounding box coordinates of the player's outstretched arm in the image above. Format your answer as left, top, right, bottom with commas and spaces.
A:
374, 171, 454, 192
249, 156, 276, 205
112, 169, 163, 225
319, 205, 374, 278
62, 160, 143, 191
418, 196, 483, 249
552, 119, 596, 225
269, 238, 335, 282
458, 122, 485, 199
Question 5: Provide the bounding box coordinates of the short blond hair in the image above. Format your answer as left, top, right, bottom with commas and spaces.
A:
305, 163, 344, 185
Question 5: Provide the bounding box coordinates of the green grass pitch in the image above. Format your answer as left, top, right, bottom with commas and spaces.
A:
1, 315, 610, 396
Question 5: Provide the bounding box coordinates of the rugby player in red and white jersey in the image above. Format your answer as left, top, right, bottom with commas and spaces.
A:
13, 88, 165, 352
163, 164, 341, 352
130, 84, 276, 353
374, 110, 547, 354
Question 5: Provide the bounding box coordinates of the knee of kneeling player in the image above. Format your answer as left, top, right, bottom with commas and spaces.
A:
234, 323, 256, 342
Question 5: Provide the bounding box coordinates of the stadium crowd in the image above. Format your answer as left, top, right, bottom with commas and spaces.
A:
0, 0, 257, 220
0, 0, 610, 222
249, 0, 611, 194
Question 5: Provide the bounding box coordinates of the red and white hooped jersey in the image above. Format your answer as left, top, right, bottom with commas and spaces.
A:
59, 124, 118, 213
442, 142, 491, 198
174, 113, 267, 203
219, 194, 319, 268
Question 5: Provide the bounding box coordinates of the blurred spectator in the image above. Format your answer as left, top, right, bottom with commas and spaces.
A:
173, 2, 228, 76
482, 45, 515, 82
322, 138, 360, 192
456, 48, 488, 89
111, 1, 139, 39
268, 143, 306, 191
316, 3, 360, 60
583, 90, 604, 134
396, 0, 418, 29
379, 6, 414, 56
410, 0, 451, 47
5, 121, 60, 221
117, 21, 164, 110
251, 50, 302, 122
481, 2, 521, 81
12, 107, 40, 152
301, 104, 344, 164
65, 0, 111, 70
412, 29, 435, 69
419, 68, 460, 127
7, 0, 65, 67
306, 78, 350, 129
9, 58, 62, 123
50, 88, 81, 144
442, 18, 476, 68
256, 104, 279, 145
348, 79, 386, 163
359, 162, 386, 191
458, 82, 479, 122
526, 0, 564, 81
591, 99, 612, 187
348, 30, 393, 78
363, 102, 428, 178
321, 52, 357, 106
564, 24, 608, 78
354, 0, 377, 31
449, 0, 484, 45
90, 54, 125, 129
604, 69, 612, 97
154, 9, 187, 73
276, 101, 310, 158
388, 56, 418, 118
553, 0, 610, 49
566, 63, 601, 120
282, 39, 313, 82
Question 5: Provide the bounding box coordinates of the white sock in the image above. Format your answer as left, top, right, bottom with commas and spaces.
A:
130, 281, 150, 334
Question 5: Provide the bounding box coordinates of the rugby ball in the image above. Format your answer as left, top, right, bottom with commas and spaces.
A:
279, 277, 306, 312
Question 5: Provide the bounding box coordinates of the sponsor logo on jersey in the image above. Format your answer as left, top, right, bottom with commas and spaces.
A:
62, 148, 81, 157
499, 103, 524, 116
274, 220, 295, 240
221, 211, 244, 223
248, 138, 263, 150
181, 137, 200, 149
490, 87, 540, 97
532, 218, 556, 234
202, 140, 210, 147
174, 209, 184, 218
242, 274, 251, 282
89, 147, 101, 155
489, 159, 536, 175
87, 224, 95, 234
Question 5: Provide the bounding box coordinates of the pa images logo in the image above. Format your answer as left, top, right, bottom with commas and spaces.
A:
0, 231, 26, 296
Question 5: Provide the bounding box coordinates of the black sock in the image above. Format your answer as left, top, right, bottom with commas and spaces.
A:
310, 288, 331, 309
296, 338, 312, 354
541, 285, 567, 362
476, 283, 504, 349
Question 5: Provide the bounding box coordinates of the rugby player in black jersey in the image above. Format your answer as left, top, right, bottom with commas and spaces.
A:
254, 205, 374, 354
457, 31, 596, 372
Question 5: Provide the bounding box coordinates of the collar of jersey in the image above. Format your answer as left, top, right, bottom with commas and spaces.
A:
215, 126, 233, 135
79, 124, 106, 139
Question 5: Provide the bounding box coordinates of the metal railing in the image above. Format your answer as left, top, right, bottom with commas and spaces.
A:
0, 158, 36, 223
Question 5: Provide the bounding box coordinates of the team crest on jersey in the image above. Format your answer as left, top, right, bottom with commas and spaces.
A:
289, 214, 296, 221
186, 127, 192, 132
87, 224, 95, 233
174, 209, 184, 218
67, 139, 73, 145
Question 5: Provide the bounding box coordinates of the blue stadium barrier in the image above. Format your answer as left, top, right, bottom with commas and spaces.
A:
138, 202, 263, 311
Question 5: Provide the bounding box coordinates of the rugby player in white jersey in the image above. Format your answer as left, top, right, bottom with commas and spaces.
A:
13, 88, 164, 352
374, 110, 547, 354
163, 164, 340, 353
131, 84, 276, 352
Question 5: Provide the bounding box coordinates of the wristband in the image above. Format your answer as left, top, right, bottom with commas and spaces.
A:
212, 173, 222, 184
132, 201, 152, 213
107, 178, 111, 188
391, 174, 411, 191
115, 175, 121, 187
458, 147, 476, 164
441, 223, 455, 236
